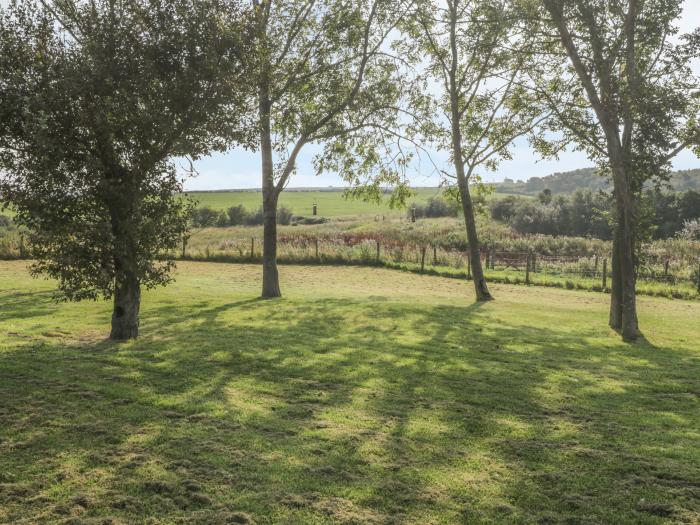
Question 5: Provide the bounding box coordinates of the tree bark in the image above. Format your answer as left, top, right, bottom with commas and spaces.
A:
457, 179, 492, 301
258, 61, 281, 298
110, 267, 140, 340
608, 221, 623, 329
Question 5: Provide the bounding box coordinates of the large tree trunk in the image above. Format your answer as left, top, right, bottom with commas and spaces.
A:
258, 65, 281, 298
609, 165, 639, 341
110, 267, 140, 340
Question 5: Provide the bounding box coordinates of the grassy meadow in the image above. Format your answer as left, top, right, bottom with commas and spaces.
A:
1, 260, 699, 524
183, 188, 517, 217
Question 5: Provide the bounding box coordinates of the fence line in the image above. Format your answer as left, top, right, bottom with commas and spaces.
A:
181, 236, 700, 299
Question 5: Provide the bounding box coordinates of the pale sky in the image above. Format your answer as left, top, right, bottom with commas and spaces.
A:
185, 1, 700, 190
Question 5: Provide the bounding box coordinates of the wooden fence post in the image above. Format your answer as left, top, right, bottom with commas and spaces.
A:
602, 258, 607, 290
532, 252, 537, 273
525, 252, 531, 285
376, 240, 380, 263
312, 203, 317, 216
420, 246, 426, 273
250, 237, 254, 259
594, 255, 598, 275
433, 244, 437, 265
664, 259, 669, 278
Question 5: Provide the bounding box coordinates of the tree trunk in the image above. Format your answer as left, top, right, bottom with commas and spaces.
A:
609, 165, 639, 341
608, 221, 623, 329
258, 64, 281, 298
457, 180, 492, 301
110, 268, 140, 340
261, 190, 281, 298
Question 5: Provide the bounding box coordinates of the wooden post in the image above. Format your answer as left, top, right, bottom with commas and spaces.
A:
525, 251, 531, 285
250, 237, 254, 259
410, 207, 416, 223
376, 240, 380, 263
491, 249, 496, 270
420, 246, 426, 273
532, 252, 537, 273
602, 258, 608, 290
312, 203, 317, 216
19, 235, 25, 258
433, 244, 437, 266
594, 255, 599, 275
315, 238, 319, 259
664, 259, 669, 277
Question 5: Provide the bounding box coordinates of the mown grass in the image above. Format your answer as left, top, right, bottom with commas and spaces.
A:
1, 261, 699, 524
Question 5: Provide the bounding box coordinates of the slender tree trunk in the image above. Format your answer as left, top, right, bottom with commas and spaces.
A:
609, 220, 623, 329
258, 66, 281, 298
457, 179, 492, 301
447, 4, 492, 302
110, 267, 140, 340
261, 190, 280, 298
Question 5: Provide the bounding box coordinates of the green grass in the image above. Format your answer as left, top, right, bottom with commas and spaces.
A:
183, 188, 518, 217
184, 188, 446, 217
1, 261, 699, 524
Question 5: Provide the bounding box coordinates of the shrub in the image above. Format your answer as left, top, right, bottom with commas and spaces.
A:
412, 197, 459, 219
278, 206, 294, 226
227, 205, 247, 226
192, 206, 222, 227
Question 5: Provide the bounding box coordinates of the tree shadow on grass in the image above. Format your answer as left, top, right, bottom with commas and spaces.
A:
1, 295, 699, 524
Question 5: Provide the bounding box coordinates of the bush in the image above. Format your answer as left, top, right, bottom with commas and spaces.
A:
411, 197, 459, 219
278, 206, 294, 226
0, 214, 12, 228
227, 205, 247, 226
192, 206, 222, 227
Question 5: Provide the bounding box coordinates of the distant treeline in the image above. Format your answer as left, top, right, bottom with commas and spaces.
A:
490, 189, 700, 240
191, 205, 328, 228
497, 167, 700, 195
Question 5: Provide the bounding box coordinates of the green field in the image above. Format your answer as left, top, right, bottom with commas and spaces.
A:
185, 188, 518, 217
184, 188, 447, 217
1, 260, 699, 523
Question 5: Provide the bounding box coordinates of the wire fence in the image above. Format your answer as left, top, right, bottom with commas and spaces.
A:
181, 236, 700, 300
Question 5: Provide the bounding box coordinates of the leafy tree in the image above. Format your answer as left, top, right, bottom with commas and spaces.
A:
0, 0, 249, 339
401, 0, 547, 301
241, 0, 411, 298
527, 0, 700, 340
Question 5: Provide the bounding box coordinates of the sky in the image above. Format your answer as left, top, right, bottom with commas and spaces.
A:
184, 1, 700, 190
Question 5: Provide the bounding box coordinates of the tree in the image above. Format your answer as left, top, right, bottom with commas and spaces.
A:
527, 0, 700, 340
242, 0, 411, 298
401, 0, 547, 301
0, 0, 249, 339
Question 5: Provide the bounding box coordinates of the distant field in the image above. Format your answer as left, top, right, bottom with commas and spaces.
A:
184, 188, 447, 217
184, 188, 519, 217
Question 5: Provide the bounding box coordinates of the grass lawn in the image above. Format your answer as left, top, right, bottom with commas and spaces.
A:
1, 261, 699, 524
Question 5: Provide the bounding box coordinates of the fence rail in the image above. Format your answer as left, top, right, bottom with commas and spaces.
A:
180, 235, 700, 300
